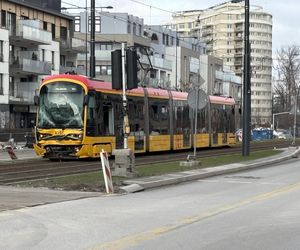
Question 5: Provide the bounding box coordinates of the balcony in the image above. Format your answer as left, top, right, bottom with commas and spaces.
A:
10, 51, 52, 76
77, 50, 112, 61
9, 20, 52, 46
60, 37, 86, 54
215, 70, 223, 80
201, 29, 213, 36
59, 66, 86, 75
9, 82, 39, 104
144, 77, 171, 88
140, 55, 172, 71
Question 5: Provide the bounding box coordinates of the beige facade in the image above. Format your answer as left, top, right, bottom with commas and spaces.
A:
0, 0, 83, 130
171, 1, 273, 126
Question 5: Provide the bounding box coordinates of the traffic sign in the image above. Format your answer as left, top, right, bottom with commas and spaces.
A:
187, 89, 208, 110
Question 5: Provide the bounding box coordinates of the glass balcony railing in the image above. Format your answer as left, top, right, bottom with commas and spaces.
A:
61, 38, 86, 53
9, 82, 39, 104
59, 66, 86, 75
10, 20, 52, 45
215, 70, 223, 80
10, 56, 51, 75
143, 78, 171, 88
140, 55, 172, 71
72, 38, 86, 51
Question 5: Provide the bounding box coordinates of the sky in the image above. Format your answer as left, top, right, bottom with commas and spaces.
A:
62, 0, 300, 53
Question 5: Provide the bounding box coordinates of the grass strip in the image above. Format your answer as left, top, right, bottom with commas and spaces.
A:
15, 149, 282, 191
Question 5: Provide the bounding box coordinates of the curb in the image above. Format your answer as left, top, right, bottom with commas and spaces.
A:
122, 147, 300, 193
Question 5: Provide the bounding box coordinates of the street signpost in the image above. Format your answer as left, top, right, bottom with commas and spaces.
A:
187, 88, 208, 161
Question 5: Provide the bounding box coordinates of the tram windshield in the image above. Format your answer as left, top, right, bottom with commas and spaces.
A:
37, 82, 84, 128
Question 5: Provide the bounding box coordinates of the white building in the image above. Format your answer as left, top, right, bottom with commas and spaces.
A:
171, 0, 273, 125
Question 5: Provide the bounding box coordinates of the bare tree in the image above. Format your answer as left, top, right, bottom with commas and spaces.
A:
274, 45, 300, 111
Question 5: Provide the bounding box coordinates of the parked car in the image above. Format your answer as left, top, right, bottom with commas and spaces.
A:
273, 129, 292, 139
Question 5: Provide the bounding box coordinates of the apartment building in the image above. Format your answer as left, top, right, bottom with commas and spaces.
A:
65, 11, 151, 82
171, 0, 273, 126
146, 25, 204, 90
67, 10, 205, 90
0, 0, 84, 130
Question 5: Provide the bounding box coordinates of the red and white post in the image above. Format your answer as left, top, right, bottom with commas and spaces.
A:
100, 149, 114, 194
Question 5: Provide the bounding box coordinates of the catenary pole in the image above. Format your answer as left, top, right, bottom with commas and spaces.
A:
89, 0, 95, 78
242, 0, 251, 156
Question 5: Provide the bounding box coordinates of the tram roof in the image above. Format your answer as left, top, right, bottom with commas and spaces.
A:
42, 74, 235, 104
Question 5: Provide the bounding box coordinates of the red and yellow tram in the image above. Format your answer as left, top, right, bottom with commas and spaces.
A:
33, 74, 236, 159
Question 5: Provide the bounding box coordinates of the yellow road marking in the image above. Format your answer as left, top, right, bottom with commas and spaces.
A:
88, 181, 300, 250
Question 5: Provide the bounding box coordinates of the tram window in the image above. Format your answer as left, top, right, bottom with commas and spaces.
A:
182, 104, 190, 132
128, 98, 145, 135
102, 103, 114, 135
86, 94, 97, 136
197, 108, 208, 133
149, 99, 170, 135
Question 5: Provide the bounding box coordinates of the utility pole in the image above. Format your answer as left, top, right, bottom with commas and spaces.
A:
292, 93, 298, 146
89, 0, 95, 78
85, 0, 88, 76
121, 43, 129, 149
242, 0, 251, 156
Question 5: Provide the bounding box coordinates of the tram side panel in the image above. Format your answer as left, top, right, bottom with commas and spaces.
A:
195, 105, 210, 148
172, 99, 192, 150
208, 102, 236, 147
147, 97, 171, 152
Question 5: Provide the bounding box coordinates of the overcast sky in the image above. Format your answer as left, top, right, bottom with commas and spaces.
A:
63, 0, 300, 53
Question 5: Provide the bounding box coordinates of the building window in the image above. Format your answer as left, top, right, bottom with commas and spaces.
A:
41, 49, 45, 62
60, 26, 68, 42
1, 10, 6, 28
20, 15, 29, 20
89, 16, 101, 32
9, 76, 14, 97
95, 16, 101, 32
75, 16, 80, 32
0, 41, 3, 62
51, 23, 55, 40
133, 22, 136, 35
96, 65, 111, 75
51, 51, 55, 70
7, 12, 16, 35
127, 21, 131, 34
43, 21, 47, 31
138, 24, 142, 36
0, 74, 3, 95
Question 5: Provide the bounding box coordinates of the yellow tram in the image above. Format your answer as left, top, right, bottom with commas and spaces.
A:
33, 74, 237, 159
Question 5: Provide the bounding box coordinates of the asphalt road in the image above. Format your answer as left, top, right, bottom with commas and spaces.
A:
0, 158, 300, 250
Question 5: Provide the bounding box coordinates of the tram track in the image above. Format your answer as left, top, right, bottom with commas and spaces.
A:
0, 140, 297, 184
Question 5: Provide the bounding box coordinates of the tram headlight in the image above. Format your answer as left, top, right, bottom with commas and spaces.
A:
74, 146, 81, 153
68, 133, 83, 140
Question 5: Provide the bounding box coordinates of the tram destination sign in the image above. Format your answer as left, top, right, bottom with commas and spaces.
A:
187, 89, 208, 110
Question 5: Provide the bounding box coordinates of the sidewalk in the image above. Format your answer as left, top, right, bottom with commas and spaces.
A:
0, 147, 299, 211
121, 147, 300, 193
0, 148, 39, 162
